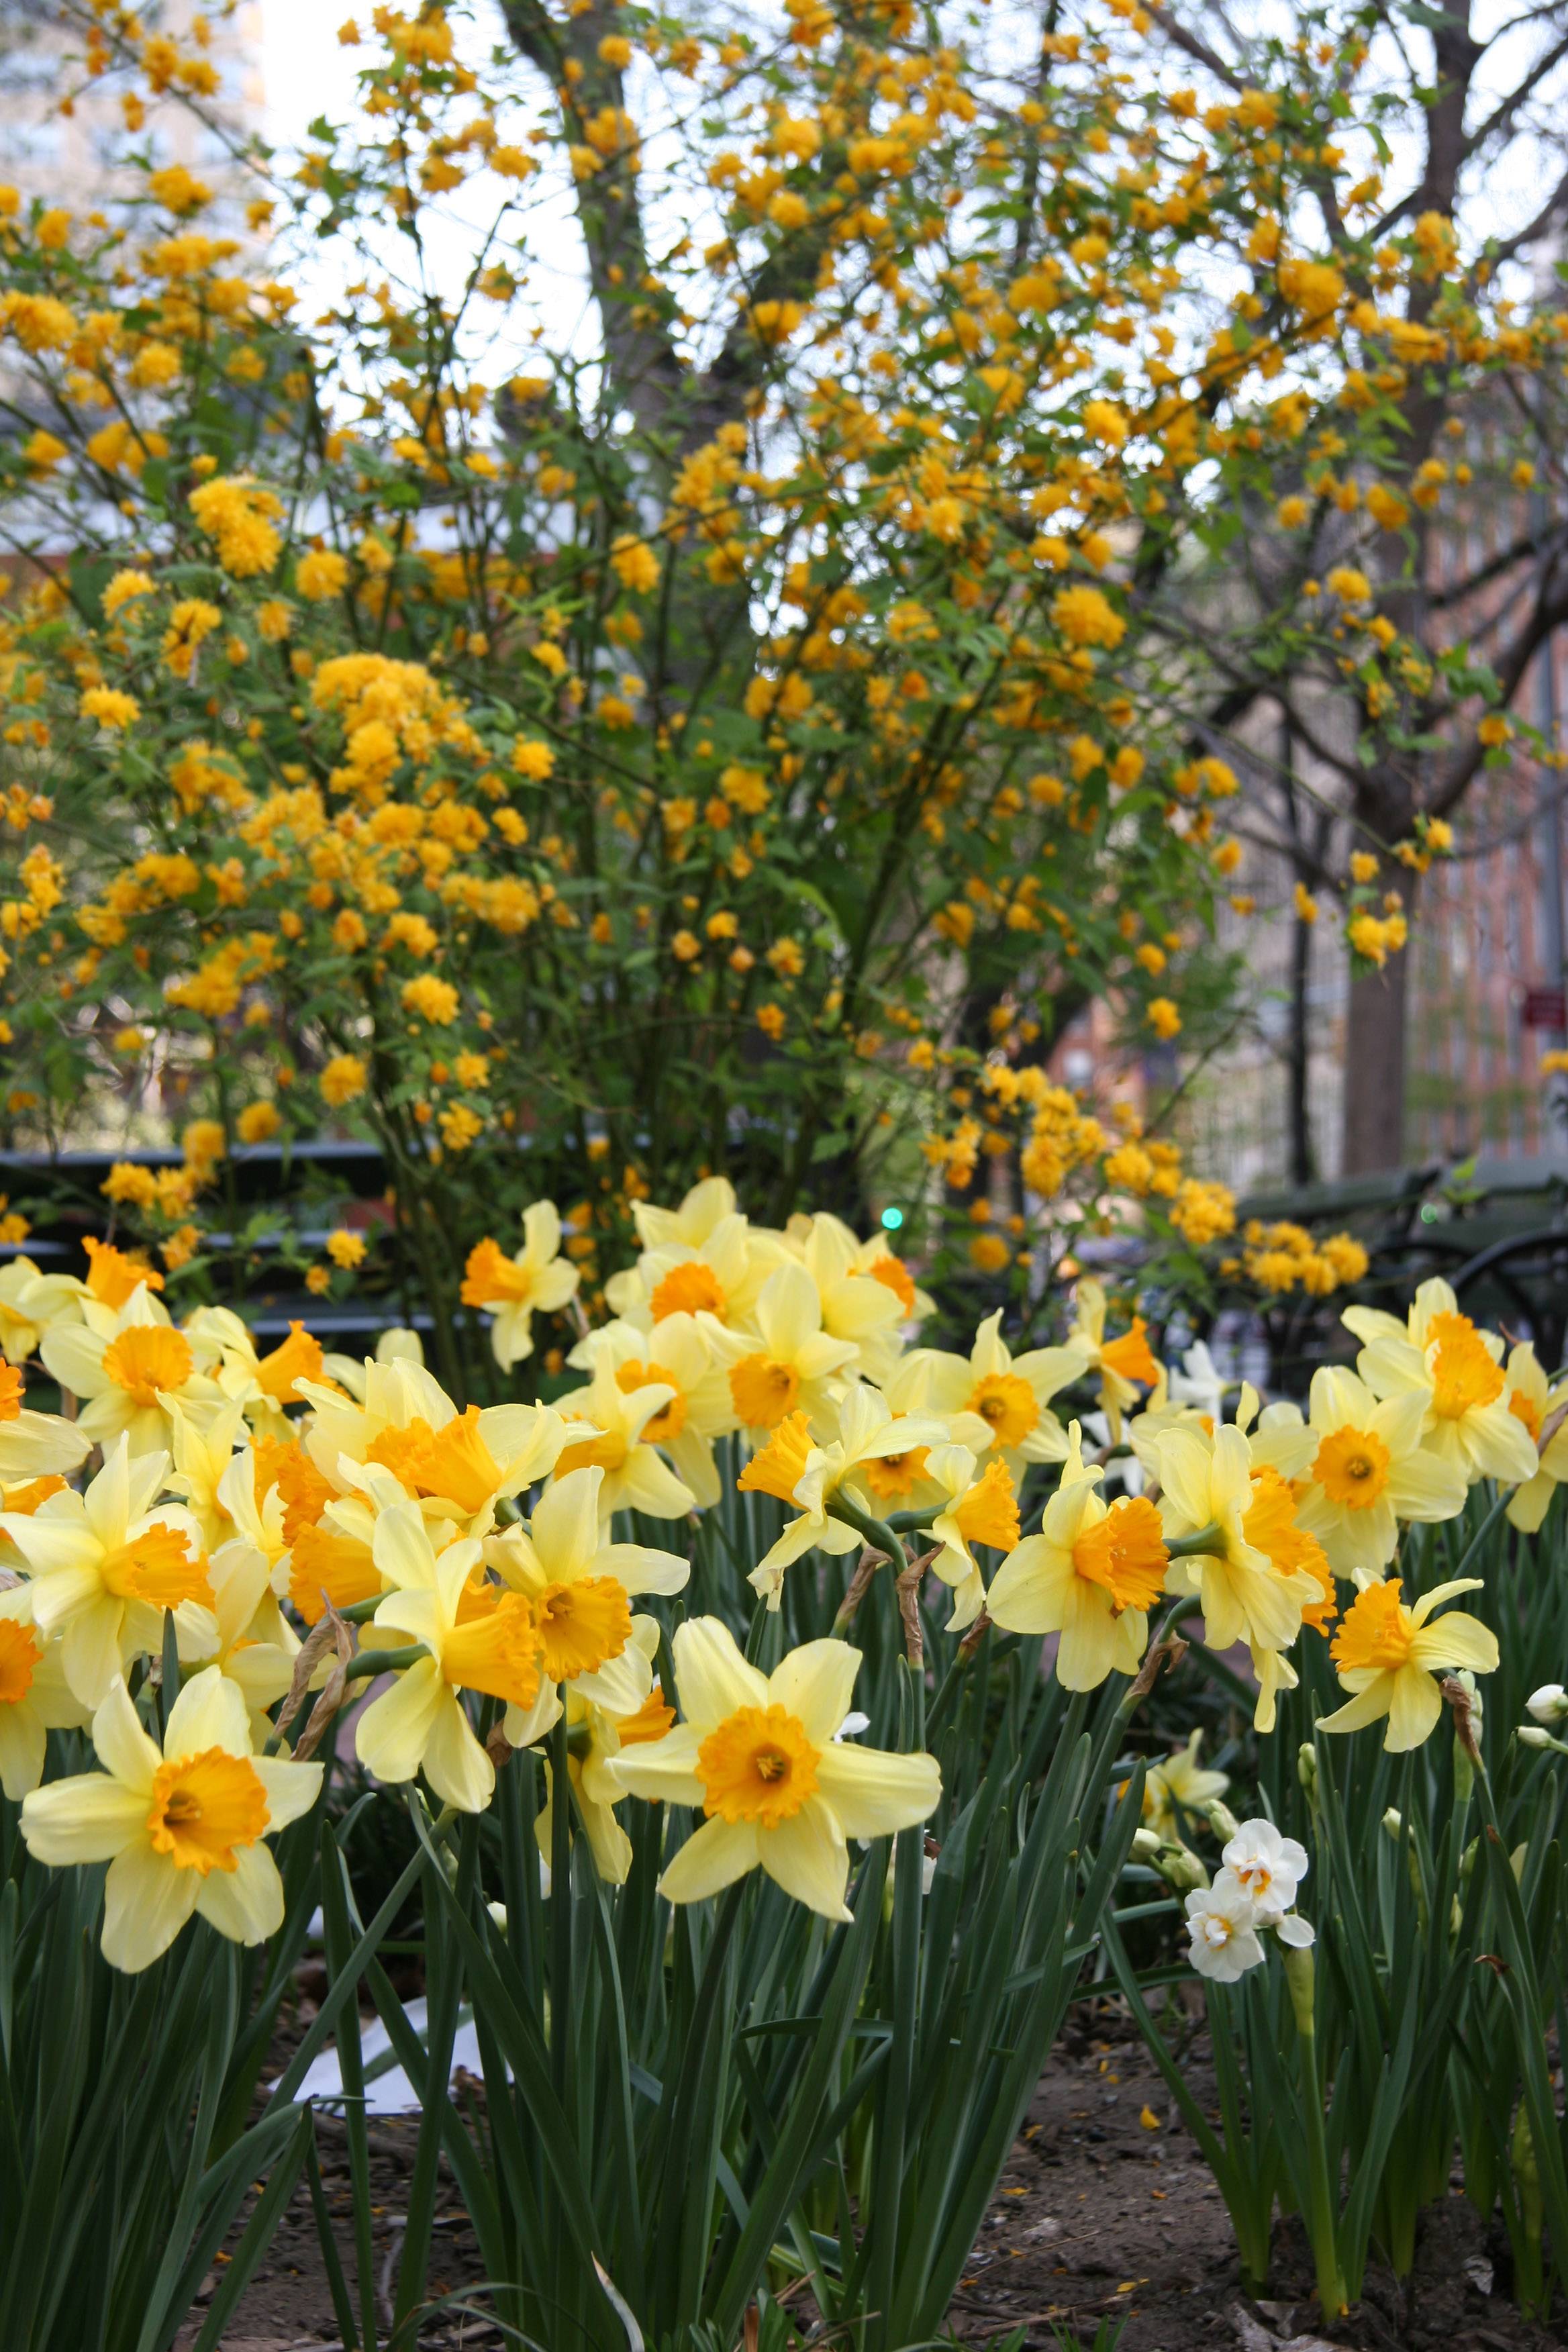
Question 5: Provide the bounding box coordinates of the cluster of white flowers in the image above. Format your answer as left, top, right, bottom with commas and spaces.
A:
1181, 1819, 1316, 1983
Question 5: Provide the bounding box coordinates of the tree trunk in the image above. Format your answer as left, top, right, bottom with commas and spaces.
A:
1341, 926, 1411, 1173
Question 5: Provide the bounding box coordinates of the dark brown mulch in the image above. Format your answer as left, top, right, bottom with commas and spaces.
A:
181, 1997, 1562, 2351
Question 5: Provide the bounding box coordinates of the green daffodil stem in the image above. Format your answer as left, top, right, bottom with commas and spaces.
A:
1165, 1522, 1222, 1561
827, 1496, 908, 1572
343, 1644, 430, 1681
1283, 1944, 1349, 2320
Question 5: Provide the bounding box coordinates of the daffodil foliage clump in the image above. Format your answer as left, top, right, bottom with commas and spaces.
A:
3, 1179, 1568, 2344
0, 0, 1543, 1304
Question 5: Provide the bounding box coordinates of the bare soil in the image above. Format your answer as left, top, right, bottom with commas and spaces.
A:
181, 2000, 1563, 2352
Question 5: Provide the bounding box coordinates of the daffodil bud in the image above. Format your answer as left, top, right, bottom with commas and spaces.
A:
1381, 1806, 1403, 1839
1526, 1681, 1568, 1725
1517, 1724, 1557, 1750
1204, 1797, 1239, 1843
1296, 1742, 1318, 1805
1155, 1841, 1209, 1894
1128, 1826, 1162, 1863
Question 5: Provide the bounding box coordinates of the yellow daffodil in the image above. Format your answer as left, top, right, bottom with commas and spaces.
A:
485, 1464, 690, 1741
40, 1291, 223, 1457
299, 1356, 569, 1533
552, 1357, 697, 1520
164, 1397, 253, 1549
922, 1445, 1022, 1628
619, 1206, 787, 1334
354, 1502, 546, 1812
190, 1538, 300, 1742
0, 1587, 89, 1797
1157, 1424, 1324, 1656
534, 1622, 673, 1883
567, 1309, 745, 1508
738, 1389, 948, 1607
460, 1199, 581, 1369
0, 1435, 213, 1705
1500, 1341, 1568, 1532
987, 1425, 1168, 1686
1293, 1365, 1467, 1577
0, 1361, 91, 1484
1064, 1278, 1163, 1437
184, 1306, 329, 1436
1346, 1282, 1538, 1486
0, 1254, 85, 1365
1141, 1728, 1228, 1843
1318, 1576, 1498, 1750
783, 1212, 917, 1383
21, 1666, 322, 1971
607, 1616, 940, 1920
724, 1261, 859, 1434
909, 1310, 1088, 1478
629, 1173, 742, 1255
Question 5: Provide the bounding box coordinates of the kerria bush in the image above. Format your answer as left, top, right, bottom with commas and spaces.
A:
0, 0, 1541, 1346
0, 1176, 1561, 2345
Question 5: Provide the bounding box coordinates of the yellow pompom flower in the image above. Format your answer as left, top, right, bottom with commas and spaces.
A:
1318, 1577, 1497, 1751
607, 1616, 940, 1920
21, 1667, 320, 1971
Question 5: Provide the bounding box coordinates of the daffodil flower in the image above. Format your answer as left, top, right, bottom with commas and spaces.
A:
354, 1502, 546, 1812
907, 1310, 1087, 1478
622, 1208, 787, 1334
534, 1622, 673, 1883
0, 1253, 85, 1365
568, 1309, 746, 1508
41, 1289, 223, 1456
1183, 1875, 1266, 1981
1140, 1729, 1228, 1844
1293, 1365, 1467, 1576
164, 1397, 253, 1550
1499, 1341, 1568, 1532
629, 1173, 742, 1255
607, 1616, 940, 1920
191, 1310, 328, 1436
189, 1538, 300, 1743
1347, 1283, 1538, 1487
20, 1666, 322, 1971
737, 1389, 948, 1608
551, 1356, 697, 1520
1157, 1424, 1323, 1657
0, 1359, 91, 1485
922, 1444, 1022, 1628
460, 1199, 581, 1371
298, 1355, 570, 1534
784, 1212, 916, 1384
485, 1464, 690, 1741
724, 1260, 860, 1434
0, 1435, 213, 1706
987, 1424, 1168, 1686
1063, 1277, 1163, 1437
1318, 1576, 1498, 1751
0, 1586, 89, 1798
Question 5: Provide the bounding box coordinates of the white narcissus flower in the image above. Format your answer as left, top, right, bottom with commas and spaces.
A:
1220, 1818, 1308, 1919
20, 1666, 321, 1972
607, 1616, 940, 1921
460, 1199, 581, 1371
1183, 1875, 1266, 1982
0, 1434, 213, 1706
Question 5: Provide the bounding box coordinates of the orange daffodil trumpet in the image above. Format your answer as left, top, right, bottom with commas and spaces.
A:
1319, 1577, 1498, 1751
460, 1199, 581, 1371
21, 1667, 321, 1971
987, 1424, 1169, 1687
607, 1617, 940, 1920
1344, 1278, 1539, 1487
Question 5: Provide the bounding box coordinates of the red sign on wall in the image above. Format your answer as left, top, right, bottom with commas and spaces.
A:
1524, 987, 1567, 1032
